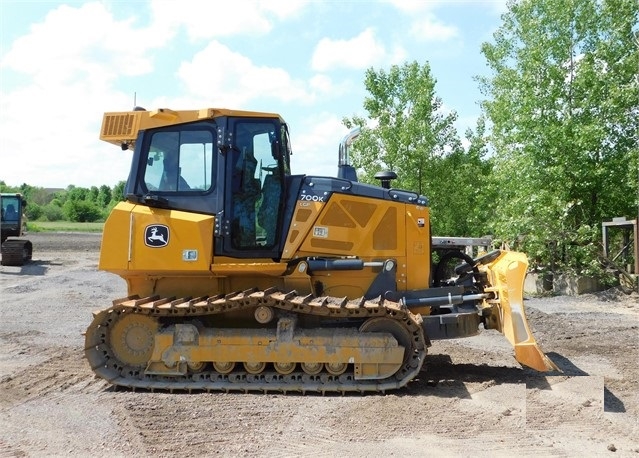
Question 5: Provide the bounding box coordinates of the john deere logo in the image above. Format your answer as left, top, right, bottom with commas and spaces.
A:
145, 225, 169, 247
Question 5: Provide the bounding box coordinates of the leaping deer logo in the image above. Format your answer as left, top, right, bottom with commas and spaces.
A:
145, 225, 169, 247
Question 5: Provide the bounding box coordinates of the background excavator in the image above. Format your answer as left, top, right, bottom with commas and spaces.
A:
85, 107, 558, 393
1, 193, 33, 266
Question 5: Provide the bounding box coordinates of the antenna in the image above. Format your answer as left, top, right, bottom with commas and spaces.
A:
132, 92, 146, 112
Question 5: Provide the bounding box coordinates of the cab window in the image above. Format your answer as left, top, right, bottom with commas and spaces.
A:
1, 196, 20, 222
143, 130, 215, 192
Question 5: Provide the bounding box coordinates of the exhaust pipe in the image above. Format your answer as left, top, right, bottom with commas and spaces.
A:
337, 128, 360, 181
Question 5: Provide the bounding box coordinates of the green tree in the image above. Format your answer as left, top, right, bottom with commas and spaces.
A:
449, 116, 496, 236
63, 199, 102, 222
65, 185, 88, 202
28, 187, 56, 206
97, 185, 112, 207
42, 203, 65, 221
344, 61, 459, 193
111, 181, 125, 204
25, 202, 43, 221
343, 61, 489, 235
479, 0, 639, 274
2, 182, 124, 221
88, 186, 100, 204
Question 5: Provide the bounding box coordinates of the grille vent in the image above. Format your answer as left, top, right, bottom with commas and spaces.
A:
101, 113, 140, 140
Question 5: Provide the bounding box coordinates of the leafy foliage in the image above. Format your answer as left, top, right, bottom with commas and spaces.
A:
479, 0, 639, 274
0, 180, 126, 223
62, 199, 101, 222
343, 61, 495, 236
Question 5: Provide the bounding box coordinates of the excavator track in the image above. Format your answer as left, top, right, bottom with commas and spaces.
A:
1, 239, 32, 266
85, 288, 427, 393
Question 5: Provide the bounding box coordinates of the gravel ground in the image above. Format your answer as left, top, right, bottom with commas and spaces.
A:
1, 232, 638, 457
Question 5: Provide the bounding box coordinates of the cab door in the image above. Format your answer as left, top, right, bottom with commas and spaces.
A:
220, 118, 287, 259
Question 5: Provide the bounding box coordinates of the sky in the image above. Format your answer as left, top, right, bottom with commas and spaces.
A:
0, 0, 508, 189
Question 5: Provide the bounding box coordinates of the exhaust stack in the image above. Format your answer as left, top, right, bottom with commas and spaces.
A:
337, 127, 360, 181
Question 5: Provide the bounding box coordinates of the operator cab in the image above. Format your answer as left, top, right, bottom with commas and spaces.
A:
123, 114, 292, 259
1, 195, 21, 222
1, 194, 26, 242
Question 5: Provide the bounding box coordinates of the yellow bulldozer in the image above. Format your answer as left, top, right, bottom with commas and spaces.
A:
85, 107, 557, 393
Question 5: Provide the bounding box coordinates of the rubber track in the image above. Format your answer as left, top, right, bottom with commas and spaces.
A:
1, 239, 31, 266
85, 287, 427, 393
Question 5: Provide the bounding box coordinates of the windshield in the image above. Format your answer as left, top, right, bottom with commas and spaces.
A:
1, 196, 20, 222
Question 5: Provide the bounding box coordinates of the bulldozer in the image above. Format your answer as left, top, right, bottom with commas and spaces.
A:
85, 107, 558, 393
1, 193, 33, 266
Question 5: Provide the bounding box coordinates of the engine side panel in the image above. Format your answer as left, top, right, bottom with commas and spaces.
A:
283, 193, 430, 294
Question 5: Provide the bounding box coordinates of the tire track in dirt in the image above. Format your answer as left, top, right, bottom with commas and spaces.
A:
0, 346, 105, 409
110, 392, 303, 456
0, 341, 125, 457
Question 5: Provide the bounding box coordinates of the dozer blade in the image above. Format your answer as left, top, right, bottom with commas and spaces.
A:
484, 251, 559, 372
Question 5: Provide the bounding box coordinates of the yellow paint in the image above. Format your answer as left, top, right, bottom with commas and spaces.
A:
294, 194, 406, 258
99, 201, 136, 274
404, 206, 431, 290
283, 195, 431, 296
282, 201, 325, 260
147, 326, 405, 380
99, 202, 215, 296
101, 107, 284, 148
482, 251, 559, 371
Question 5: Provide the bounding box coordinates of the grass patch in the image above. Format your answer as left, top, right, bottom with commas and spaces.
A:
29, 221, 104, 233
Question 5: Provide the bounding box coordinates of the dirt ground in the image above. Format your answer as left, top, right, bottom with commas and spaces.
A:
1, 232, 638, 457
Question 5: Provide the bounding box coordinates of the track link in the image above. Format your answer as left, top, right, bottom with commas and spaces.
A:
85, 288, 427, 393
1, 239, 32, 266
